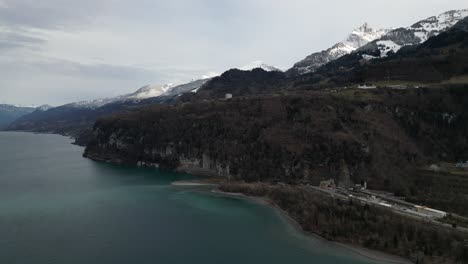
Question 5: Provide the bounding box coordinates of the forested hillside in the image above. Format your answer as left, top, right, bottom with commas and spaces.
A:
85, 87, 468, 214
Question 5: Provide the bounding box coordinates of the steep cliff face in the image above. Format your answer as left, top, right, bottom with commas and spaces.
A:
84, 87, 468, 193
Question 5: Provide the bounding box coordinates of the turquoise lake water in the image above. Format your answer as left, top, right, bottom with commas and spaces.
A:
0, 132, 377, 264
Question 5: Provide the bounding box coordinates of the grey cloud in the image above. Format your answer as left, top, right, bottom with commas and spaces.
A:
0, 30, 46, 51
34, 58, 160, 81
0, 0, 110, 30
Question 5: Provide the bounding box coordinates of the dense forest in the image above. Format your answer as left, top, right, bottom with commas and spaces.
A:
85, 86, 468, 216
220, 182, 468, 264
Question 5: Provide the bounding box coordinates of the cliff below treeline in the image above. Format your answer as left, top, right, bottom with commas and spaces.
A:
84, 86, 468, 215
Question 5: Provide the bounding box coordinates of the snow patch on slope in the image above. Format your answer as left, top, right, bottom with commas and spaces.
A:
68, 83, 175, 109
289, 23, 389, 75
371, 9, 468, 57
67, 76, 215, 109
238, 61, 282, 72
376, 40, 403, 57
162, 78, 213, 96
127, 83, 175, 100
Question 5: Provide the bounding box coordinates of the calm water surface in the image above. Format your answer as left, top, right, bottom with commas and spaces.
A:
0, 132, 377, 264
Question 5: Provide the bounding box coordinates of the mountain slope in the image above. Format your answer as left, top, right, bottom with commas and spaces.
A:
359, 9, 468, 58
184, 68, 287, 101
67, 83, 176, 109
288, 23, 389, 76
6, 80, 202, 138
126, 83, 175, 100
162, 78, 212, 96
7, 96, 172, 140
0, 104, 36, 129
293, 16, 468, 88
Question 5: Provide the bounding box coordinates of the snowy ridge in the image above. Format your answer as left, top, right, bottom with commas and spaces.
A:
67, 84, 175, 109
289, 23, 389, 75
0, 104, 35, 112
411, 9, 468, 39
0, 104, 49, 112
362, 9, 468, 58
127, 83, 175, 100
238, 61, 282, 72
162, 78, 212, 96
66, 77, 215, 109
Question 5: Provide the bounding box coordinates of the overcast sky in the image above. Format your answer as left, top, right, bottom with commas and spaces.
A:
1, 0, 467, 106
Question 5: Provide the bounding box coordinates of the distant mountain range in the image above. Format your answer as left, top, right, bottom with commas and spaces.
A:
67, 83, 179, 110
5, 61, 280, 140
0, 104, 36, 129
54, 61, 279, 110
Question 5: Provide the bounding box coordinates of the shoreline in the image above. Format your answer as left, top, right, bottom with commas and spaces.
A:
83, 149, 414, 264
171, 179, 222, 187
208, 188, 412, 264
91, 157, 414, 264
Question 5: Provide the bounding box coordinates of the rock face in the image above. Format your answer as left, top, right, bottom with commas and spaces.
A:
359, 9, 468, 58
288, 23, 389, 76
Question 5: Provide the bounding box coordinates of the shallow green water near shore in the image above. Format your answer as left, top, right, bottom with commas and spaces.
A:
0, 132, 377, 264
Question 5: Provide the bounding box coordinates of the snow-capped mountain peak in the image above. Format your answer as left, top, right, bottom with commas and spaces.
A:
238, 61, 282, 72
360, 9, 468, 58
288, 23, 389, 75
350, 23, 390, 44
